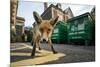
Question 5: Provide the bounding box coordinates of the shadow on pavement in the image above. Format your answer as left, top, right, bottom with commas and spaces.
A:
10, 55, 32, 62
39, 53, 95, 65
10, 48, 43, 62
11, 48, 41, 54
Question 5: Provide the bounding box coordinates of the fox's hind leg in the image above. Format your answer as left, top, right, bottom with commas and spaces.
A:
48, 39, 57, 54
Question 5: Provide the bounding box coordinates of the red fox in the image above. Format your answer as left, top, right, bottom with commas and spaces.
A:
31, 11, 58, 57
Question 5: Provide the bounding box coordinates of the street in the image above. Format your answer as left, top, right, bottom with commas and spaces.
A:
10, 43, 95, 66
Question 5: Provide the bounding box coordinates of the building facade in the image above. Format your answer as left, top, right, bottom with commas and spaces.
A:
16, 16, 25, 35
41, 3, 74, 22
10, 0, 18, 32
13, 16, 25, 42
10, 0, 25, 42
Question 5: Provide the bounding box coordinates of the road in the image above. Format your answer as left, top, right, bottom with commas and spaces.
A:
10, 43, 95, 66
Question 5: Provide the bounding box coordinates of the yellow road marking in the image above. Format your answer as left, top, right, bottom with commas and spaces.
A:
11, 43, 66, 66
11, 52, 65, 66
11, 47, 27, 51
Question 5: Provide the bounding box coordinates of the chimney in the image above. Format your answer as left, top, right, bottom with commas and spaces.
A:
44, 2, 48, 11
56, 3, 61, 9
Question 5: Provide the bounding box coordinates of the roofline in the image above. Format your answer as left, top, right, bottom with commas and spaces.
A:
67, 12, 91, 22
41, 4, 64, 17
16, 16, 25, 21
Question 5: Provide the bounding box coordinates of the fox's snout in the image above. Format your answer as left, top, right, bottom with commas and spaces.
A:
40, 38, 48, 43
40, 31, 49, 43
42, 39, 46, 42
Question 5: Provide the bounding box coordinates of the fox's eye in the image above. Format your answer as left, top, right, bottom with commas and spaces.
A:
48, 29, 51, 31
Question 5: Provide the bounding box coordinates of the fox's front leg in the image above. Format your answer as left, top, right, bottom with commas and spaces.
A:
31, 41, 36, 57
48, 38, 57, 54
37, 41, 41, 50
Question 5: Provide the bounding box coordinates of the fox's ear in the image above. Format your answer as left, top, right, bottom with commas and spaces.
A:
33, 11, 42, 24
50, 16, 59, 26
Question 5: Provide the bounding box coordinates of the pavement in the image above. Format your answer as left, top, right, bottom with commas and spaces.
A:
10, 43, 95, 67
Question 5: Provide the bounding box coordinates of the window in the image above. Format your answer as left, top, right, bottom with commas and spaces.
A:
53, 28, 58, 33
16, 25, 23, 35
78, 18, 84, 30
78, 23, 84, 30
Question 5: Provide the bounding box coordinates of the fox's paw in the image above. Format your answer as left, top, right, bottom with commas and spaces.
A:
53, 51, 58, 54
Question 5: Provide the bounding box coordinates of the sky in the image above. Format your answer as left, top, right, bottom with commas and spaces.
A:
17, 1, 95, 27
